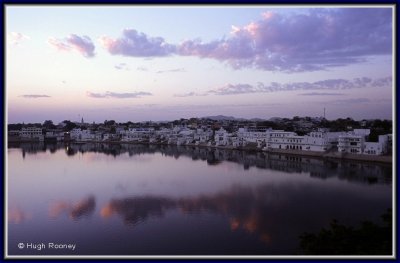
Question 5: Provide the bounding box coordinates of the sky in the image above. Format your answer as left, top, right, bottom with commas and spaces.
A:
6, 5, 394, 123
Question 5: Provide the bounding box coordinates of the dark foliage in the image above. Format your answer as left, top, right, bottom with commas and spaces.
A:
299, 209, 392, 255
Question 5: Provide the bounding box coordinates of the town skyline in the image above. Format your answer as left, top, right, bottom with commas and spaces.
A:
6, 5, 394, 123
6, 113, 394, 125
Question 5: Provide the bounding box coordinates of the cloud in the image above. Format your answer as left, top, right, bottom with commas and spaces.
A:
86, 91, 152, 99
321, 98, 371, 105
137, 66, 148, 71
99, 28, 175, 57
48, 34, 95, 58
115, 62, 129, 70
8, 32, 30, 45
156, 68, 185, 74
299, 92, 345, 96
177, 76, 392, 96
209, 84, 257, 95
48, 37, 70, 51
20, 94, 51, 98
174, 92, 206, 97
179, 8, 392, 72
100, 9, 391, 72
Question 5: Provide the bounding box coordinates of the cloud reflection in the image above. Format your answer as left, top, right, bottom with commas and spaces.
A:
99, 178, 391, 248
49, 195, 96, 220
101, 196, 174, 226
97, 184, 286, 245
8, 207, 31, 224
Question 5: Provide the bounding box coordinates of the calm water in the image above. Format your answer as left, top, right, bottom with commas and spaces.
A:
7, 143, 392, 255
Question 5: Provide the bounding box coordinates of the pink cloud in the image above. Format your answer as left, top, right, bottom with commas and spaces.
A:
8, 32, 30, 45
175, 76, 392, 96
99, 8, 391, 72
67, 34, 95, 57
178, 8, 392, 72
86, 91, 152, 99
47, 37, 70, 51
99, 28, 175, 57
48, 34, 95, 58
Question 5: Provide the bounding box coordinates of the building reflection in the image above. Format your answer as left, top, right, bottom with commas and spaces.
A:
10, 142, 392, 185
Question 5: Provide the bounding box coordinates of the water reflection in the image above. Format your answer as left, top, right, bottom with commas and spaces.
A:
9, 142, 392, 185
49, 196, 95, 220
8, 142, 392, 255
8, 207, 31, 224
98, 181, 391, 251
299, 209, 392, 255
101, 197, 174, 226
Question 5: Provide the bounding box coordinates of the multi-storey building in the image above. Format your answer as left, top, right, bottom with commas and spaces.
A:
338, 135, 365, 154
266, 131, 297, 149
20, 127, 43, 141
363, 135, 389, 155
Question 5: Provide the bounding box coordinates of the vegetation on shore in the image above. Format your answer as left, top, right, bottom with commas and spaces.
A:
299, 209, 392, 255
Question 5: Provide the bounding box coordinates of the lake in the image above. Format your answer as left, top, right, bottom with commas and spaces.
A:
7, 142, 393, 256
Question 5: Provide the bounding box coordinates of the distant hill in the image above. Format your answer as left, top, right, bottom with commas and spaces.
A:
202, 115, 269, 122
249, 118, 267, 122
202, 115, 241, 121
268, 117, 283, 122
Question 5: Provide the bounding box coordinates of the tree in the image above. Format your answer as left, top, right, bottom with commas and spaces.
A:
104, 120, 116, 126
43, 120, 56, 129
299, 209, 392, 255
62, 120, 77, 131
8, 124, 23, 130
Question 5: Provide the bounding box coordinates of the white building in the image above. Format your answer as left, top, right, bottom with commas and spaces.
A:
303, 130, 346, 152
214, 128, 231, 146
266, 131, 297, 150
45, 129, 64, 141
284, 135, 307, 150
304, 131, 329, 152
353, 129, 371, 136
194, 129, 212, 144
237, 127, 268, 143
70, 128, 81, 140
338, 134, 365, 154
336, 129, 386, 155
229, 135, 247, 148
122, 127, 154, 141
155, 128, 172, 139
263, 129, 348, 152
363, 135, 389, 155
20, 127, 44, 141
70, 128, 94, 141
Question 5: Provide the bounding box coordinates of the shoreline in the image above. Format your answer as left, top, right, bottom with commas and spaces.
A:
8, 139, 393, 164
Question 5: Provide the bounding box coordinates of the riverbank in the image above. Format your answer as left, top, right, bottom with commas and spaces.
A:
8, 138, 393, 164
266, 148, 392, 164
